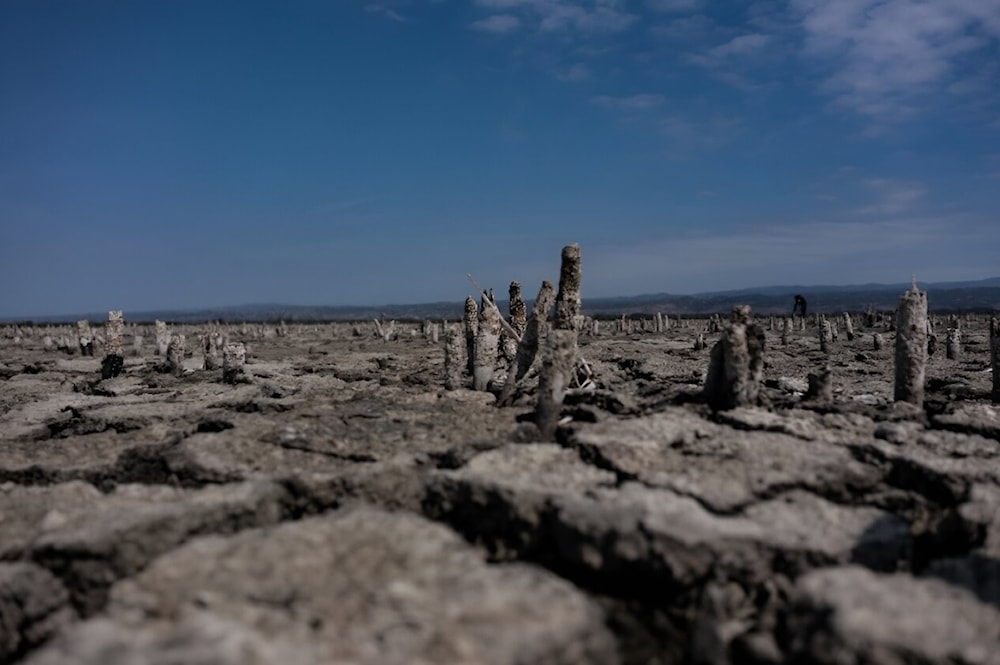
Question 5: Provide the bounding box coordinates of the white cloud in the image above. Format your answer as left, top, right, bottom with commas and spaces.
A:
688, 33, 770, 67
364, 3, 407, 22
556, 62, 591, 81
474, 0, 638, 34
470, 13, 521, 32
583, 216, 991, 295
854, 179, 928, 215
591, 93, 666, 110
646, 0, 705, 13
792, 0, 1000, 120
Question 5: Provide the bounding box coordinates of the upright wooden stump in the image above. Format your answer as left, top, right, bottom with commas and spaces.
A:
818, 316, 832, 353
463, 297, 478, 378
473, 294, 500, 391
946, 326, 961, 360
101, 311, 125, 379
77, 320, 94, 357
444, 324, 466, 391
166, 335, 186, 377
203, 331, 223, 370
536, 329, 577, 441
894, 284, 927, 406
502, 281, 527, 363
536, 245, 582, 439
843, 313, 855, 341
703, 306, 765, 411
155, 320, 170, 357
498, 281, 555, 406
222, 342, 247, 384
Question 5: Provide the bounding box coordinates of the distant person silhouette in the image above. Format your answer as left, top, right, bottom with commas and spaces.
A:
793, 294, 807, 317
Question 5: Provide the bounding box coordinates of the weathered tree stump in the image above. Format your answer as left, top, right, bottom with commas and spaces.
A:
222, 342, 247, 384
535, 245, 583, 437
166, 335, 186, 377
894, 283, 927, 406
100, 311, 125, 380
77, 320, 94, 357
154, 320, 170, 357
843, 312, 855, 341
805, 365, 833, 402
703, 306, 765, 411
463, 297, 478, 378
536, 329, 577, 441
501, 281, 527, 363
203, 331, 224, 370
498, 281, 555, 406
473, 294, 500, 391
873, 333, 884, 351
946, 326, 961, 360
819, 316, 832, 353
444, 324, 466, 391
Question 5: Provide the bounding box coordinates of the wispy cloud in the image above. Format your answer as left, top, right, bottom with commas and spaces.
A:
584, 216, 989, 295
854, 178, 928, 215
364, 3, 407, 22
591, 93, 666, 110
646, 0, 706, 13
469, 13, 521, 33
474, 0, 638, 35
792, 0, 1000, 121
555, 63, 591, 81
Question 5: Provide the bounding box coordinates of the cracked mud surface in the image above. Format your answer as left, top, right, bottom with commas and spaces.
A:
1, 317, 998, 664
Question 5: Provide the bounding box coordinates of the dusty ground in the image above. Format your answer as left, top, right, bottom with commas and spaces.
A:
1, 314, 998, 664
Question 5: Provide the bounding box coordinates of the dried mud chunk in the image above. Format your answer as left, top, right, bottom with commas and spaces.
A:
0, 562, 77, 663
782, 566, 1000, 665
33, 507, 619, 665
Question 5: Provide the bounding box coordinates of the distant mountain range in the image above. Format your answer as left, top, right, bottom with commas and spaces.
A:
7, 277, 1000, 324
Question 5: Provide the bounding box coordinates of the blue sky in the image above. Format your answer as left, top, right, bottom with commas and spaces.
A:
2, 0, 999, 317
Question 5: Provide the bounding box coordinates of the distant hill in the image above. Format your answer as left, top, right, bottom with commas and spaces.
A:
6, 277, 1000, 323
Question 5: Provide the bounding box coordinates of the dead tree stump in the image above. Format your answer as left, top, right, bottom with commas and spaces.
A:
894, 283, 927, 406
444, 324, 466, 391
946, 326, 961, 360
703, 306, 765, 411
473, 294, 500, 391
498, 281, 555, 406
222, 342, 247, 384
77, 320, 94, 357
501, 281, 527, 363
155, 320, 170, 357
818, 316, 832, 353
843, 313, 855, 341
805, 365, 833, 402
166, 335, 186, 377
536, 245, 582, 439
100, 311, 125, 379
463, 297, 478, 378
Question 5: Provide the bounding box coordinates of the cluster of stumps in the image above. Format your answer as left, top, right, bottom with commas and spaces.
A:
445, 247, 1000, 430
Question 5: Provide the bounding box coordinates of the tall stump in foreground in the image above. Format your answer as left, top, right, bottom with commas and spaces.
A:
537, 244, 581, 440
101, 310, 125, 380
473, 295, 500, 392
894, 283, 927, 407
703, 305, 765, 411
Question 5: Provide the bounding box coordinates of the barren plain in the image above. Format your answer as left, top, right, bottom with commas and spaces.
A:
1, 314, 998, 664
